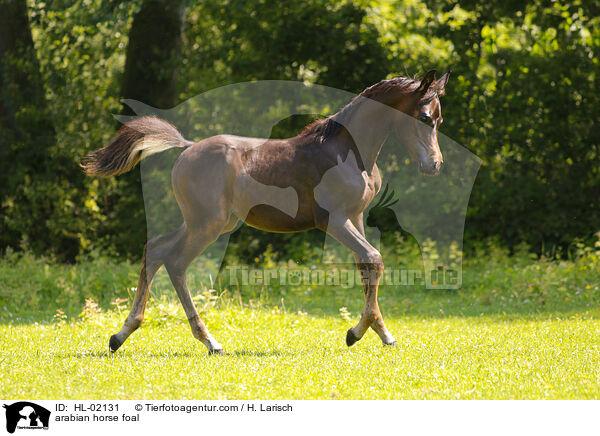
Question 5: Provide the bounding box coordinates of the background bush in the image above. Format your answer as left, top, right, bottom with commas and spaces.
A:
0, 0, 598, 262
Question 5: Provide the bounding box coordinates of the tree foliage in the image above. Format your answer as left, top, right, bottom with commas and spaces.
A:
0, 0, 598, 261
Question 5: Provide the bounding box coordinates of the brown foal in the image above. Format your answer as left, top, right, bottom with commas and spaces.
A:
82, 70, 450, 354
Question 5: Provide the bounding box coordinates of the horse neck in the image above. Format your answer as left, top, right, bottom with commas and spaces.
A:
340, 96, 395, 172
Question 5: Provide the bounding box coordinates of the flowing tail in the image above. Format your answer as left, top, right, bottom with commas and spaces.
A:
81, 116, 191, 177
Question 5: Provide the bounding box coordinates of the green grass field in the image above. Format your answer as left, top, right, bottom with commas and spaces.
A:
1, 243, 599, 399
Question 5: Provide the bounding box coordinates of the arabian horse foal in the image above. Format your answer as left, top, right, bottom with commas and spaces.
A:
82, 70, 450, 354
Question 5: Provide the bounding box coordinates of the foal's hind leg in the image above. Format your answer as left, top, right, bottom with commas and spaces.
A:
162, 222, 228, 354
109, 230, 177, 352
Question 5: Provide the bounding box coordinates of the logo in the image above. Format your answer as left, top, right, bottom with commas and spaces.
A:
3, 402, 50, 433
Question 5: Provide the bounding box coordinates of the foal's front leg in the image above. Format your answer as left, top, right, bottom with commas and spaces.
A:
324, 217, 396, 347
348, 252, 396, 346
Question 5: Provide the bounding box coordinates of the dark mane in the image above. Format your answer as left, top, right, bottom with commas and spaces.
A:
298, 76, 441, 144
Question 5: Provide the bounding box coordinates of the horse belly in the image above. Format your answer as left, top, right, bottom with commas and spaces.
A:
242, 204, 315, 232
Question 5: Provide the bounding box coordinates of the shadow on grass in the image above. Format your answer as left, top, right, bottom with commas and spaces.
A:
226, 349, 289, 357
54, 350, 111, 359
52, 349, 290, 359
55, 350, 207, 359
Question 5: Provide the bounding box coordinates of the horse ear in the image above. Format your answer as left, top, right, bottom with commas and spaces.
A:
416, 69, 437, 95
436, 70, 451, 96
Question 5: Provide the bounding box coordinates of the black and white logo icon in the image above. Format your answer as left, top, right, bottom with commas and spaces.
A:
3, 402, 50, 433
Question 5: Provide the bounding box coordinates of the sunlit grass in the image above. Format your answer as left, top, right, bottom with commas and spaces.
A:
1, 243, 599, 399
1, 303, 599, 399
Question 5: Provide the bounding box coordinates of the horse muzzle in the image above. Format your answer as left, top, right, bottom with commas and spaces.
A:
418, 159, 442, 176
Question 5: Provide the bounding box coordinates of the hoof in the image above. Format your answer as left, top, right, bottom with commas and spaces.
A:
346, 329, 360, 347
109, 335, 122, 353
208, 347, 224, 356
384, 340, 397, 347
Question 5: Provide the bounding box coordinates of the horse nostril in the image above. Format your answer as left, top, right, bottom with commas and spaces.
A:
432, 161, 441, 172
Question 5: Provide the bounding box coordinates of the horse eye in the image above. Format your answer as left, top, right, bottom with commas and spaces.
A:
418, 114, 431, 124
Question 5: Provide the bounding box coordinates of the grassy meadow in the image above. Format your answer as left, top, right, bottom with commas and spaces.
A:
1, 241, 599, 399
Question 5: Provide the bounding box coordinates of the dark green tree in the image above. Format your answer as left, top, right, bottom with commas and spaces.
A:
0, 0, 70, 256
121, 0, 188, 111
